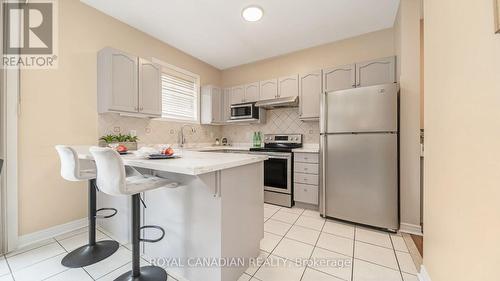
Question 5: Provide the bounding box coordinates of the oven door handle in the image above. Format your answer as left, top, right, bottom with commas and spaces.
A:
250, 152, 291, 159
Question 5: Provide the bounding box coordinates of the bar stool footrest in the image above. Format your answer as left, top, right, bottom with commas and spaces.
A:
139, 225, 165, 243
95, 208, 118, 219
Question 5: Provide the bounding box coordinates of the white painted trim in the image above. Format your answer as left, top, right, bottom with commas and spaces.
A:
1, 1, 21, 253
399, 222, 423, 236
96, 225, 129, 245
418, 265, 432, 281
17, 218, 88, 250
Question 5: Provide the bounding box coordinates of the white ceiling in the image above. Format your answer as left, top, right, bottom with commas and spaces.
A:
81, 0, 400, 70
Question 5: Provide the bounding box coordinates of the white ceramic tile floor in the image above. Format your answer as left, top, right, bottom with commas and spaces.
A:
323, 221, 355, 240
391, 235, 409, 253
285, 225, 320, 245
354, 241, 399, 270
270, 210, 301, 224
0, 204, 418, 281
355, 227, 393, 249
301, 267, 344, 281
0, 227, 178, 281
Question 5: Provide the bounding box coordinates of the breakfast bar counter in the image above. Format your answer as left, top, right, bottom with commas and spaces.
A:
72, 146, 267, 281
73, 146, 267, 175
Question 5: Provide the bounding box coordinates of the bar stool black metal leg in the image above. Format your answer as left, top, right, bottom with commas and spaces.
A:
115, 194, 167, 281
61, 179, 120, 268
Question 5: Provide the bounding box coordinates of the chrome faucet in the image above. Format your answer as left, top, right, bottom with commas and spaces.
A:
179, 124, 195, 148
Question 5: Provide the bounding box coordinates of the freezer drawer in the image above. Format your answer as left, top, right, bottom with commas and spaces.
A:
322, 83, 399, 133
321, 133, 398, 230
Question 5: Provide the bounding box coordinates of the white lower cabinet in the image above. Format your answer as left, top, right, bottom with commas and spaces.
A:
294, 152, 319, 206
294, 183, 319, 205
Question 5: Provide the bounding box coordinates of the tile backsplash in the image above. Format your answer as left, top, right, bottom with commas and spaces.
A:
98, 108, 319, 146
98, 114, 221, 146
221, 108, 320, 144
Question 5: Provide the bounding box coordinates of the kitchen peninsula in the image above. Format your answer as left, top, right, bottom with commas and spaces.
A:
74, 147, 267, 281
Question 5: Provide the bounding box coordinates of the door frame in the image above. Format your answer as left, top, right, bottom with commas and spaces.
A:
1, 2, 20, 253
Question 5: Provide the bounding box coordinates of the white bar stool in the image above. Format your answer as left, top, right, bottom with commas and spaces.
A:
55, 145, 120, 267
90, 146, 178, 281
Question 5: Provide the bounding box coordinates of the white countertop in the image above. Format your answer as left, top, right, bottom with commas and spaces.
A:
193, 145, 252, 152
292, 144, 319, 153
73, 146, 268, 176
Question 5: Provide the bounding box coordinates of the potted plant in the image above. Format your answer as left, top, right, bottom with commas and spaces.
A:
99, 133, 139, 150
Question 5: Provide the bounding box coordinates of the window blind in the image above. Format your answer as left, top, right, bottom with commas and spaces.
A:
161, 70, 198, 121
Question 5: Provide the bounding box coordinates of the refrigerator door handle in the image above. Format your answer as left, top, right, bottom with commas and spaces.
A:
320, 134, 327, 215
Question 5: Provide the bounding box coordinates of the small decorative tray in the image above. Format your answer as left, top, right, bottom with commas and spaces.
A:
147, 154, 179, 160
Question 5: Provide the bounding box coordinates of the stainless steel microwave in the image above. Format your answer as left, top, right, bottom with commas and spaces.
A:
229, 102, 266, 123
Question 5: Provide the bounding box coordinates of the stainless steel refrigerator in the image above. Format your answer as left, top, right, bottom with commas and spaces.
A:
319, 83, 399, 231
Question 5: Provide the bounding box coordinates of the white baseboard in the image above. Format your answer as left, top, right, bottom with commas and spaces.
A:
418, 265, 432, 281
399, 222, 423, 236
17, 218, 88, 249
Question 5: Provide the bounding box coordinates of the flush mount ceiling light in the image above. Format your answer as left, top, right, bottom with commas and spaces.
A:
242, 5, 264, 22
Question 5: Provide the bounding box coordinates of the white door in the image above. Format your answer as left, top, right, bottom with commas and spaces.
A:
356, 56, 396, 87
110, 52, 138, 113
211, 87, 222, 123
231, 86, 245, 104
259, 79, 278, 100
138, 58, 161, 116
299, 70, 322, 120
222, 88, 232, 122
244, 82, 260, 102
278, 75, 299, 98
323, 64, 356, 93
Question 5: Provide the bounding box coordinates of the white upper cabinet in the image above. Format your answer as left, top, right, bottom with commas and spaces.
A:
98, 48, 139, 113
98, 47, 161, 117
356, 56, 396, 87
299, 70, 322, 121
222, 88, 232, 122
231, 85, 245, 104
138, 58, 161, 116
244, 82, 260, 102
278, 74, 299, 98
260, 79, 278, 100
323, 64, 356, 93
212, 87, 222, 123
201, 85, 223, 124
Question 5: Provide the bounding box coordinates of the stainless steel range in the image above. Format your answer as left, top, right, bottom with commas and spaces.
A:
250, 134, 303, 207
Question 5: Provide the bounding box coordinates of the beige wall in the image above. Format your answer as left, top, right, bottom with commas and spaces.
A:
424, 0, 500, 280
394, 0, 422, 230
18, 0, 221, 235
221, 29, 395, 87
